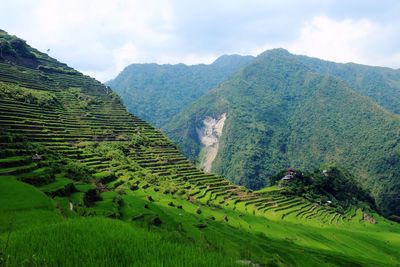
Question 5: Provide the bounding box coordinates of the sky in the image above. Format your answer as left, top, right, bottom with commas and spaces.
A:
1, 0, 400, 82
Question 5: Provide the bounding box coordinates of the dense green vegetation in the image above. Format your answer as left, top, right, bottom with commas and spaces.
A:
166, 49, 400, 218
270, 166, 374, 213
290, 52, 400, 115
0, 30, 80, 74
1, 30, 399, 266
107, 55, 254, 128
0, 82, 59, 107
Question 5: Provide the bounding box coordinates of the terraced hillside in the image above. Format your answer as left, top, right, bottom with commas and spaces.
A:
1, 30, 400, 266
0, 60, 353, 224
0, 67, 361, 224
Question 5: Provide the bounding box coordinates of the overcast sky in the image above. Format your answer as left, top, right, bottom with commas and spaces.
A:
1, 0, 399, 82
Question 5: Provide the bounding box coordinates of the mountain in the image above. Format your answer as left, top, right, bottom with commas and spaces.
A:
166, 49, 400, 217
1, 30, 400, 266
107, 55, 254, 128
289, 53, 400, 115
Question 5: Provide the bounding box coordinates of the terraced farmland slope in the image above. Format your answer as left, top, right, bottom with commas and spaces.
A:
1, 30, 400, 266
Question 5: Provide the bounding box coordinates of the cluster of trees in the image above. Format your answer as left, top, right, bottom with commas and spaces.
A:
271, 166, 374, 212
0, 31, 36, 61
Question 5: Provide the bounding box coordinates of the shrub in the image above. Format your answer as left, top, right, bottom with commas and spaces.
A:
177, 189, 186, 196
19, 170, 55, 186
130, 185, 139, 191
151, 217, 162, 226
83, 189, 102, 207
9, 38, 36, 59
113, 180, 124, 188
64, 160, 92, 182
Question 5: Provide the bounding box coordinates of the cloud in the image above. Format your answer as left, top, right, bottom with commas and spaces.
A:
252, 15, 400, 69
1, 1, 400, 81
90, 41, 140, 82
289, 15, 379, 64
1, 0, 176, 81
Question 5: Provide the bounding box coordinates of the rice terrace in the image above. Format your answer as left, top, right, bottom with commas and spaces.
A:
1, 1, 400, 266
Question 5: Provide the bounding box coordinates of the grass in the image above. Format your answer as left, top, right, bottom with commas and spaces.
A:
39, 176, 74, 193
0, 175, 62, 233
116, 186, 400, 266
2, 218, 241, 267
4, 177, 397, 266
0, 163, 36, 175
0, 164, 400, 266
255, 185, 281, 193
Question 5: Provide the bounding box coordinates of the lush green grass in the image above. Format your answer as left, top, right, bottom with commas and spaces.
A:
2, 217, 241, 267
39, 176, 73, 193
0, 176, 62, 233
0, 156, 28, 164
2, 176, 399, 266
116, 185, 400, 266
255, 185, 281, 193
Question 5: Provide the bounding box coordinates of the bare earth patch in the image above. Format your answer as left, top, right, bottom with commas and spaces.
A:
197, 113, 227, 172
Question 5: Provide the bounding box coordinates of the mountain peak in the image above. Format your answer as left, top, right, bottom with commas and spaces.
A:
212, 54, 254, 67
258, 48, 291, 59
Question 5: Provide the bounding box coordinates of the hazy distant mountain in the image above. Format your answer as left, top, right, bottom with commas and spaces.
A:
165, 49, 400, 216
107, 55, 254, 128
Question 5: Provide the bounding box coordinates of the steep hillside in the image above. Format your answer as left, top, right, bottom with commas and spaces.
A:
291, 53, 400, 115
166, 49, 400, 217
107, 55, 253, 128
1, 31, 400, 266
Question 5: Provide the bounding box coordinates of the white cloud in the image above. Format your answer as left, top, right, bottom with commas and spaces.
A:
3, 0, 176, 81
288, 15, 379, 64
90, 41, 140, 82
1, 1, 400, 81
251, 15, 400, 69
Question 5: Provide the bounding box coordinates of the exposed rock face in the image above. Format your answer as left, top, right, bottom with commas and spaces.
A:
197, 113, 227, 172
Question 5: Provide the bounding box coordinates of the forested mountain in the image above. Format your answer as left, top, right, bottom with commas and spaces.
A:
281, 52, 400, 115
166, 49, 400, 217
107, 55, 254, 128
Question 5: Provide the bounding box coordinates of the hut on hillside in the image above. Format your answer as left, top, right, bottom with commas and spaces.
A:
282, 168, 296, 181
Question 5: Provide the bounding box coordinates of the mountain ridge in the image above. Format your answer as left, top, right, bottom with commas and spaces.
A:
107, 54, 254, 128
